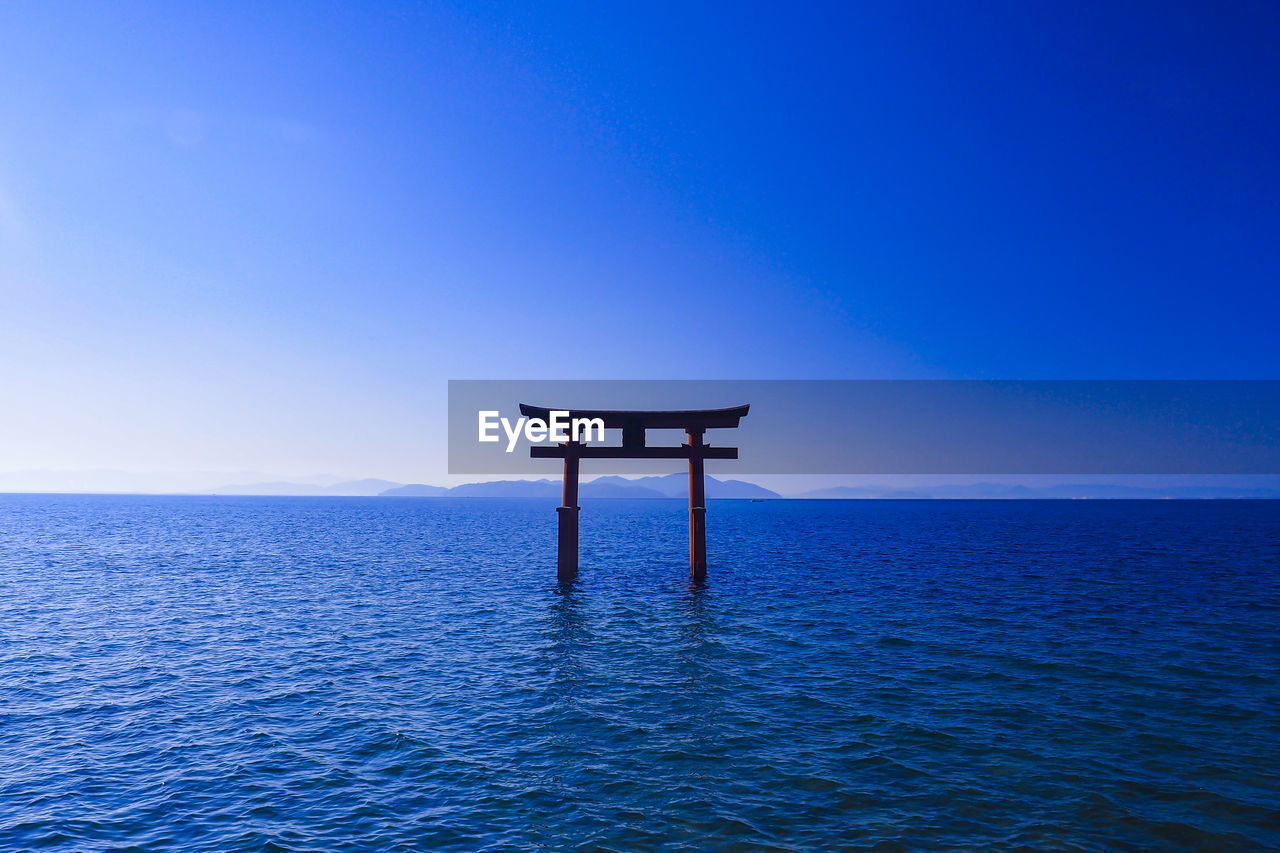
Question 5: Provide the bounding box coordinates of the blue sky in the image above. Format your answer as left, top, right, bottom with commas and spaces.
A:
1, 2, 1276, 485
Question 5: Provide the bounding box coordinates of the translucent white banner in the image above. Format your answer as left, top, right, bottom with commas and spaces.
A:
448, 380, 1280, 475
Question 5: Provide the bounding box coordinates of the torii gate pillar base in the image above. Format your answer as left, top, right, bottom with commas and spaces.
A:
556, 506, 579, 582
689, 506, 707, 583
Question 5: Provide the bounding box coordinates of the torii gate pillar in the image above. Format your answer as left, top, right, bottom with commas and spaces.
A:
557, 443, 580, 582
688, 429, 707, 582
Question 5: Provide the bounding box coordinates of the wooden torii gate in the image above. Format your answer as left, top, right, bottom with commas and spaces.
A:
519, 403, 749, 583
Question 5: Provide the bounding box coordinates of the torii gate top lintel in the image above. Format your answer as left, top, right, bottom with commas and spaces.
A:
518, 403, 749, 432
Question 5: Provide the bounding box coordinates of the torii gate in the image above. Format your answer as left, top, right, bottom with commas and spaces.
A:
519, 403, 749, 583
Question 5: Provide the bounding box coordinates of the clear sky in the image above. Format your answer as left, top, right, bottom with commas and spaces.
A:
1, 2, 1276, 486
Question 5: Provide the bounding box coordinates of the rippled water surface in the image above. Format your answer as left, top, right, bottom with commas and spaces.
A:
1, 495, 1278, 850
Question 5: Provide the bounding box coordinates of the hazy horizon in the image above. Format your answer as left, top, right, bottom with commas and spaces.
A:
4, 467, 1279, 498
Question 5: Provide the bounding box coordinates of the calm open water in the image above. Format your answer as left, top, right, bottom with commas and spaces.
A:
1, 495, 1277, 851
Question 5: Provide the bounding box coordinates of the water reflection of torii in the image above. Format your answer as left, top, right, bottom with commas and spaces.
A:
520, 403, 749, 584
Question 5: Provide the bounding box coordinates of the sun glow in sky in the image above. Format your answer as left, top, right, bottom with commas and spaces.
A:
1, 2, 1276, 486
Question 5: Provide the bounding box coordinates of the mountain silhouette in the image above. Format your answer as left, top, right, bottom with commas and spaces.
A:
381, 474, 779, 499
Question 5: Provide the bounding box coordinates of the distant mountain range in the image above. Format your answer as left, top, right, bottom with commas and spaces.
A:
5, 470, 1278, 499
138, 476, 1280, 500
381, 474, 780, 499
208, 478, 402, 496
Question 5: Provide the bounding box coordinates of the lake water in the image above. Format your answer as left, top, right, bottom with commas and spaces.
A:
1, 495, 1277, 850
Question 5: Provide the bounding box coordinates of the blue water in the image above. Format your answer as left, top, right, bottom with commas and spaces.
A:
1, 496, 1277, 851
